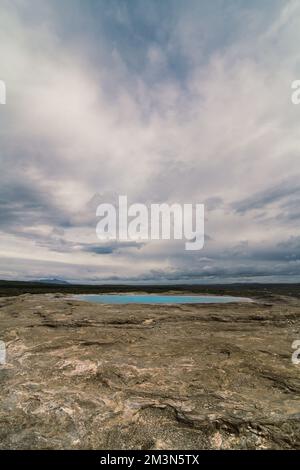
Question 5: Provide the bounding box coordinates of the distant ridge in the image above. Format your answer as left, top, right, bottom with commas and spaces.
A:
37, 278, 69, 285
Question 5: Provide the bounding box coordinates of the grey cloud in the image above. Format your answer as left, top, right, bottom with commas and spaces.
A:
232, 178, 300, 214
7, 228, 144, 255
82, 241, 144, 255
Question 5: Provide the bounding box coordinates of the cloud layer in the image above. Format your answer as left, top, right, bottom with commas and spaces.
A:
1, 0, 300, 283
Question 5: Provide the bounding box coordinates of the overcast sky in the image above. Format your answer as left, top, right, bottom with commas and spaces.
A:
1, 0, 300, 283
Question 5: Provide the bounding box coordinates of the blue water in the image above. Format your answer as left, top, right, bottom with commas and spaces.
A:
74, 294, 250, 304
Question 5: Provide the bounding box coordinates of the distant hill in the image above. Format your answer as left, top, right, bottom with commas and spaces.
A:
37, 278, 70, 285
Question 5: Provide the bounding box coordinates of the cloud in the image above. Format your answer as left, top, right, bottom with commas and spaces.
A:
232, 178, 300, 214
0, 0, 300, 282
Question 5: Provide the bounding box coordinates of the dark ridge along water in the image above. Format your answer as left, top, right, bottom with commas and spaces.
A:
74, 294, 251, 304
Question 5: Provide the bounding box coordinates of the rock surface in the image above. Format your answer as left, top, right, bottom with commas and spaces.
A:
0, 292, 300, 449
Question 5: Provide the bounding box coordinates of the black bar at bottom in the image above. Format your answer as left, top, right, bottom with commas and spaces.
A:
0, 450, 297, 467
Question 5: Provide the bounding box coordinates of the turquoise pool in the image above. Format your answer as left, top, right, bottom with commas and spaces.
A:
74, 294, 250, 304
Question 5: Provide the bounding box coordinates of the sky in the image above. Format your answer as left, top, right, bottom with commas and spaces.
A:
1, 0, 300, 284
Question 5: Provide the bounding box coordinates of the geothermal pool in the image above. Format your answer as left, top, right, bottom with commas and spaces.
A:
74, 294, 251, 304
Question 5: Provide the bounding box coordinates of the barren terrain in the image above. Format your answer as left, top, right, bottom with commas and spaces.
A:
0, 287, 299, 449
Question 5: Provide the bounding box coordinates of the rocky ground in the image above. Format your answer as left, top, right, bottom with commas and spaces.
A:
0, 291, 300, 449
